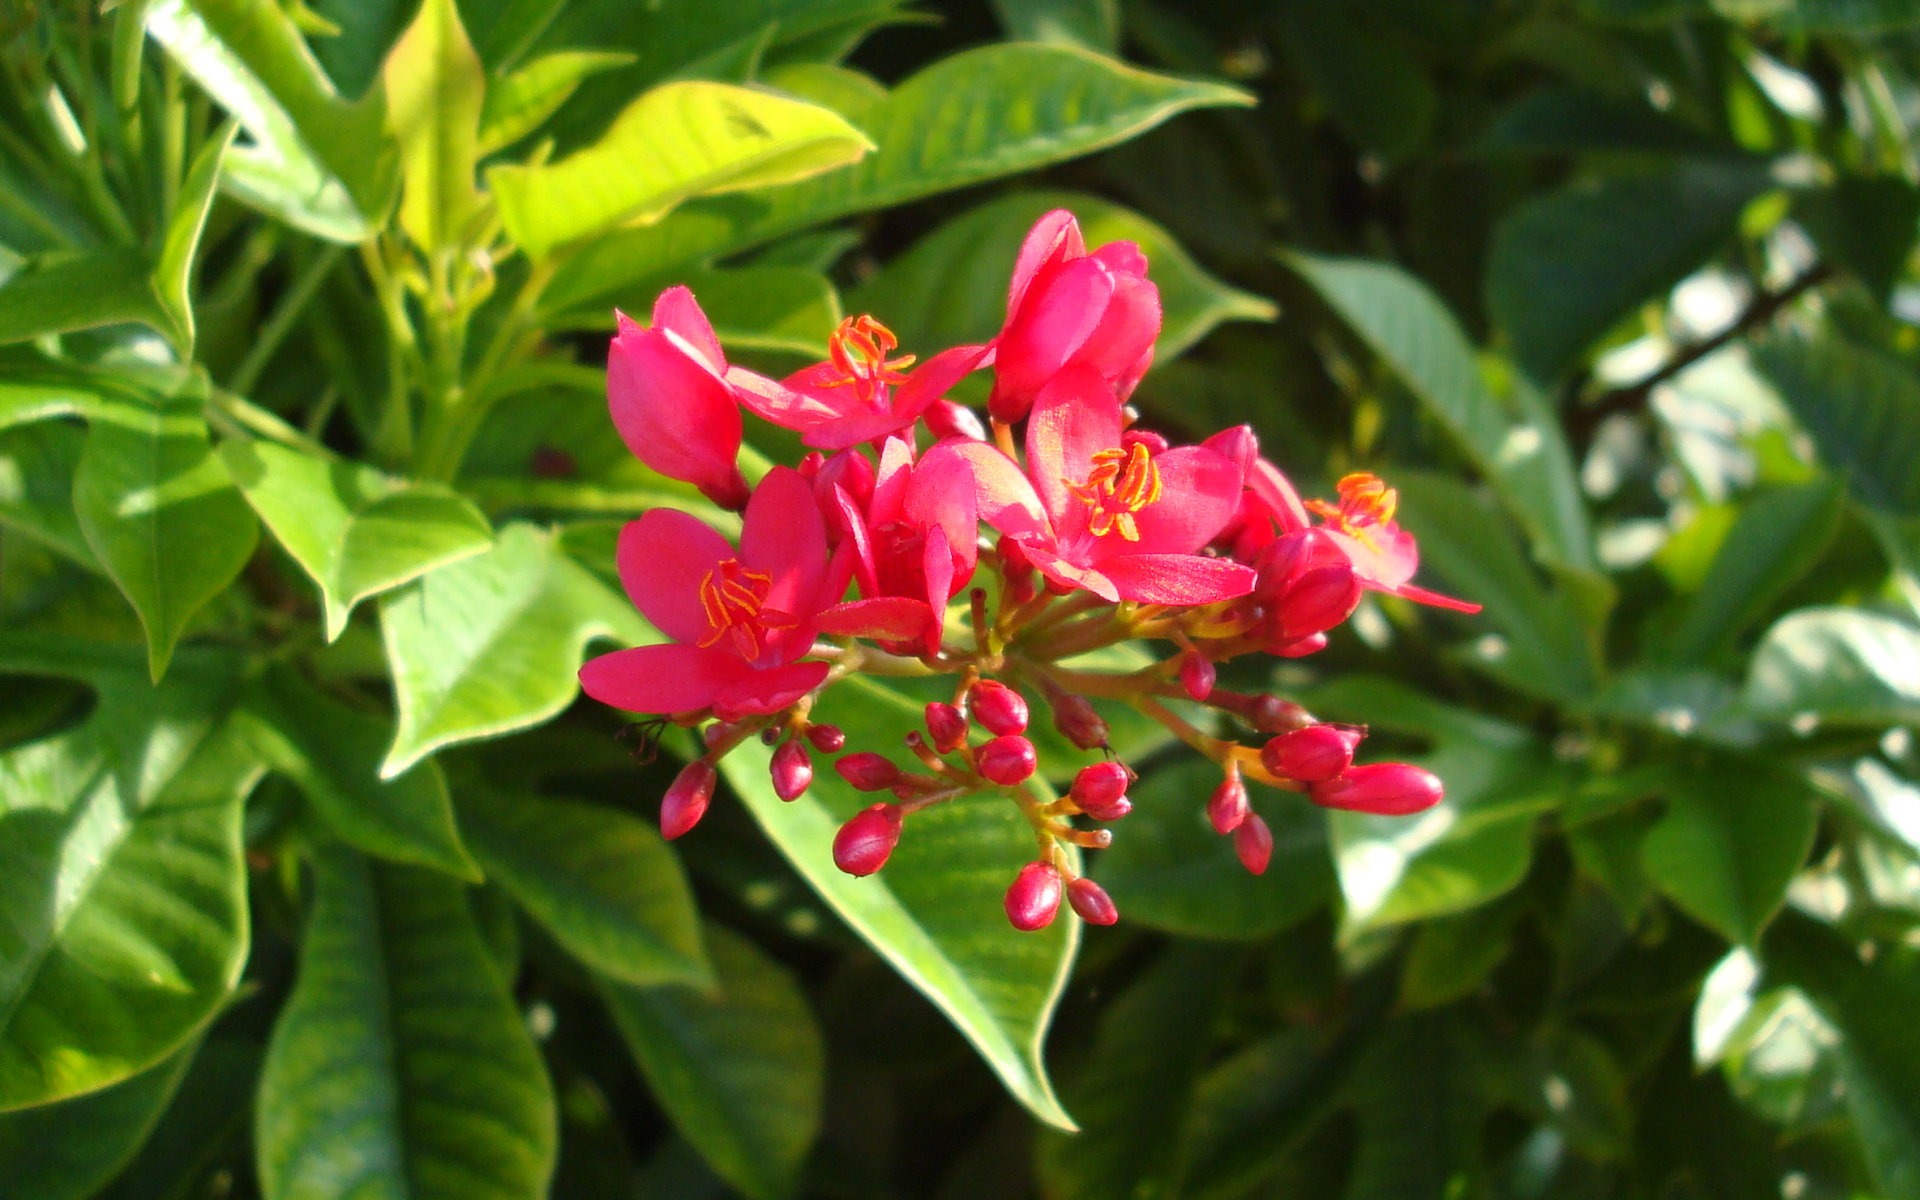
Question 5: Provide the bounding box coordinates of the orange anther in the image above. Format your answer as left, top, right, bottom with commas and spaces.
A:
696, 559, 780, 658
1068, 443, 1164, 541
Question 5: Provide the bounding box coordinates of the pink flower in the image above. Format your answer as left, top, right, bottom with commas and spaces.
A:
931, 367, 1254, 605
987, 210, 1161, 424
732, 315, 989, 451
1303, 474, 1480, 613
579, 468, 843, 720
607, 287, 749, 510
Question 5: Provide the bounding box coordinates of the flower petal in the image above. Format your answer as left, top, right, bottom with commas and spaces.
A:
650, 285, 725, 373
579, 644, 750, 714
1097, 553, 1256, 605
1020, 540, 1120, 602
715, 659, 832, 719
923, 440, 1052, 542
816, 596, 932, 641
617, 509, 733, 645
1124, 445, 1245, 556
992, 257, 1114, 406
1007, 209, 1085, 315
741, 467, 830, 616
608, 324, 743, 497
1025, 365, 1122, 528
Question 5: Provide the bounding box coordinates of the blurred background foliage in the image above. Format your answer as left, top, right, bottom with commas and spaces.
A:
2, 0, 1919, 1197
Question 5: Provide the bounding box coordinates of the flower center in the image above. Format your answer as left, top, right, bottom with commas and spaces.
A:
1068, 443, 1163, 541
1306, 472, 1398, 549
697, 558, 783, 659
822, 315, 916, 408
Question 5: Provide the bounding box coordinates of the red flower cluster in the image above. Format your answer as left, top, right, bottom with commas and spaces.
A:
582, 211, 1479, 931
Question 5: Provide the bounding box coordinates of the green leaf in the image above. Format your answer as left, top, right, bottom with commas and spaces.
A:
548, 264, 843, 358
238, 667, 478, 879
1275, 3, 1435, 161
1642, 756, 1816, 946
1666, 480, 1845, 664
383, 0, 486, 253
1751, 331, 1920, 516
1285, 252, 1593, 570
1478, 86, 1742, 157
489, 81, 874, 259
74, 386, 259, 681
1796, 175, 1920, 303
146, 0, 398, 239
717, 673, 1080, 1129
0, 420, 94, 566
850, 191, 1273, 366
0, 1040, 197, 1200
0, 662, 254, 1110
1744, 607, 1920, 728
256, 843, 557, 1200
598, 925, 824, 1200
379, 522, 646, 777
152, 127, 235, 356
1178, 1028, 1353, 1200
220, 439, 492, 641
990, 0, 1119, 51
1487, 162, 1773, 381
0, 249, 171, 346
1398, 896, 1527, 1010
96, 1034, 262, 1200
477, 50, 634, 156
540, 44, 1252, 315
453, 779, 710, 988
1093, 757, 1332, 939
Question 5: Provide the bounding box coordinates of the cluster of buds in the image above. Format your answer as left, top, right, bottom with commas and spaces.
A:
579, 210, 1478, 931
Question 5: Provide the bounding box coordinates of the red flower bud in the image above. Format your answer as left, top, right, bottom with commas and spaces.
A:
1005, 861, 1063, 931
660, 761, 717, 841
835, 752, 901, 792
1274, 633, 1329, 659
976, 734, 1037, 785
1050, 693, 1109, 750
1066, 877, 1119, 925
1261, 724, 1363, 784
1207, 772, 1250, 835
1070, 761, 1130, 810
1252, 695, 1310, 734
1310, 763, 1444, 816
924, 702, 969, 753
925, 398, 987, 442
1234, 814, 1273, 875
1274, 565, 1362, 640
771, 739, 813, 801
969, 680, 1029, 736
833, 804, 903, 876
1179, 651, 1216, 701
806, 723, 846, 753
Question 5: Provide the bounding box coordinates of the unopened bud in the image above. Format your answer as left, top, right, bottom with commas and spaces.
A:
832, 804, 903, 876
1274, 632, 1329, 659
1310, 763, 1443, 816
1179, 651, 1216, 701
1005, 861, 1063, 931
1081, 794, 1132, 822
969, 680, 1029, 736
661, 761, 717, 840
1261, 724, 1362, 783
925, 398, 987, 442
703, 721, 736, 748
835, 752, 901, 792
1252, 695, 1310, 734
1051, 693, 1109, 750
1274, 566, 1362, 640
1207, 771, 1250, 835
1066, 877, 1119, 925
1234, 814, 1273, 875
771, 740, 813, 801
1070, 761, 1130, 810
806, 723, 846, 752
924, 702, 968, 753
701, 467, 752, 513
976, 734, 1037, 786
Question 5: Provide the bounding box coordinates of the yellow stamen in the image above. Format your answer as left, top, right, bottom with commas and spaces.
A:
1067, 443, 1164, 541
821, 315, 916, 405
696, 559, 777, 658
1305, 472, 1398, 550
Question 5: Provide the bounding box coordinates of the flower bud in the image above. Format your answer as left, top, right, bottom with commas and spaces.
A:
660, 761, 717, 841
833, 804, 903, 876
835, 752, 901, 792
1066, 877, 1119, 926
1274, 565, 1362, 640
806, 723, 846, 753
1070, 761, 1130, 810
1050, 693, 1109, 750
771, 739, 813, 801
1252, 695, 1310, 735
1274, 633, 1329, 659
925, 398, 987, 442
1178, 651, 1216, 701
1207, 772, 1250, 835
969, 680, 1029, 736
1310, 763, 1444, 816
1005, 861, 1063, 931
1234, 814, 1273, 875
924, 702, 969, 753
976, 734, 1037, 785
1261, 724, 1363, 784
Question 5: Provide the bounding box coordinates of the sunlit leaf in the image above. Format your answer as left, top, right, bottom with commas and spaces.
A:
0, 1040, 197, 1200
383, 0, 487, 253
1642, 755, 1816, 946
477, 50, 634, 156
1744, 607, 1920, 728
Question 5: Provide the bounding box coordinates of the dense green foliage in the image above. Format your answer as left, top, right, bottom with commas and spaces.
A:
1, 0, 1918, 1197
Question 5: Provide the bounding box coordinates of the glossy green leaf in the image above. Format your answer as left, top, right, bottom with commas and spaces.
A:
851, 191, 1273, 366
238, 667, 478, 879
378, 523, 646, 777
1178, 1028, 1352, 1200
383, 0, 486, 253
1666, 480, 1844, 663
598, 925, 824, 1200
453, 780, 710, 987
0, 656, 254, 1110
1796, 175, 1920, 302
220, 439, 493, 641
489, 82, 873, 259
0, 249, 170, 346
990, 0, 1118, 50
152, 127, 234, 356
1744, 607, 1920, 728
1342, 1015, 1489, 1200
548, 264, 842, 357
0, 1040, 197, 1200
477, 50, 634, 156
1478, 86, 1741, 157
1642, 756, 1816, 946
1752, 331, 1920, 516
1487, 162, 1773, 381
718, 673, 1080, 1129
74, 387, 259, 681
256, 843, 557, 1200
0, 420, 94, 566
1093, 757, 1332, 939
1285, 252, 1593, 571
96, 1034, 262, 1200
541, 44, 1252, 315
